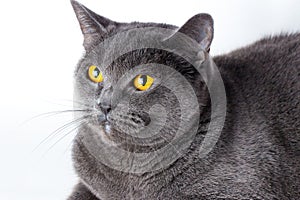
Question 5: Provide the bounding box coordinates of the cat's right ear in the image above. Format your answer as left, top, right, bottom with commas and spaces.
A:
71, 0, 117, 50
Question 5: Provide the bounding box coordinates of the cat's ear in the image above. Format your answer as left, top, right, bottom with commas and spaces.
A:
71, 0, 117, 50
177, 14, 214, 52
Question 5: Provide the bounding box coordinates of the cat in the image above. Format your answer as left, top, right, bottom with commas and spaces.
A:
68, 0, 300, 199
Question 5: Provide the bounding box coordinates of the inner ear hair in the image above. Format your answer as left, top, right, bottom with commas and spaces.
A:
177, 13, 214, 52
71, 0, 117, 50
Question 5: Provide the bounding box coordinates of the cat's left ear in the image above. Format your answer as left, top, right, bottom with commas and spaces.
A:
177, 14, 214, 52
71, 0, 118, 50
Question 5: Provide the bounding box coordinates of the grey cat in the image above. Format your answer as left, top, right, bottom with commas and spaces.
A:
68, 0, 300, 199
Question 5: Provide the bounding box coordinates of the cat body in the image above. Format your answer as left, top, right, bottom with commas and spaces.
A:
68, 1, 300, 199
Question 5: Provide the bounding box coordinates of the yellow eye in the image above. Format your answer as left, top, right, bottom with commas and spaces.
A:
88, 65, 103, 83
133, 74, 154, 91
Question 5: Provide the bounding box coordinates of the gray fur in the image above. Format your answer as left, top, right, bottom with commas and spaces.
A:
69, 1, 300, 199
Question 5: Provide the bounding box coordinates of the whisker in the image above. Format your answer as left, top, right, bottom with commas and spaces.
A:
42, 101, 75, 109
127, 133, 137, 173
62, 136, 76, 156
45, 98, 92, 108
21, 109, 92, 126
59, 99, 92, 109
42, 120, 89, 156
32, 115, 92, 152
151, 143, 167, 172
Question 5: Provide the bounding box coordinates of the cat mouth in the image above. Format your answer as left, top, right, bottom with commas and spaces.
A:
94, 112, 171, 153
103, 121, 111, 134
97, 114, 112, 134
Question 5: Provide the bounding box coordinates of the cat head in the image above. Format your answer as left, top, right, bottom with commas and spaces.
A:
71, 0, 215, 173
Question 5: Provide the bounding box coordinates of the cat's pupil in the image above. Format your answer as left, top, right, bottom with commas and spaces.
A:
138, 75, 147, 86
93, 68, 100, 78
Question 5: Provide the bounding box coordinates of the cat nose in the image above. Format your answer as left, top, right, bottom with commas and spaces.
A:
99, 103, 111, 115
97, 86, 113, 115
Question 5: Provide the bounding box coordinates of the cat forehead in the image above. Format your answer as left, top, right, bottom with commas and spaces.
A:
90, 22, 178, 52
86, 49, 167, 82
75, 22, 178, 72
75, 20, 207, 82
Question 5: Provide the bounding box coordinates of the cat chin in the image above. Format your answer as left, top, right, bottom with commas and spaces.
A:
83, 116, 118, 147
97, 124, 118, 147
95, 122, 132, 148
104, 122, 111, 134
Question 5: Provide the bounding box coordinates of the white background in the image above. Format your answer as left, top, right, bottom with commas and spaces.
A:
0, 0, 299, 199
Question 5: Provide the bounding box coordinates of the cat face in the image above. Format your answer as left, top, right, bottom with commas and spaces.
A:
71, 0, 215, 172
75, 49, 198, 152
